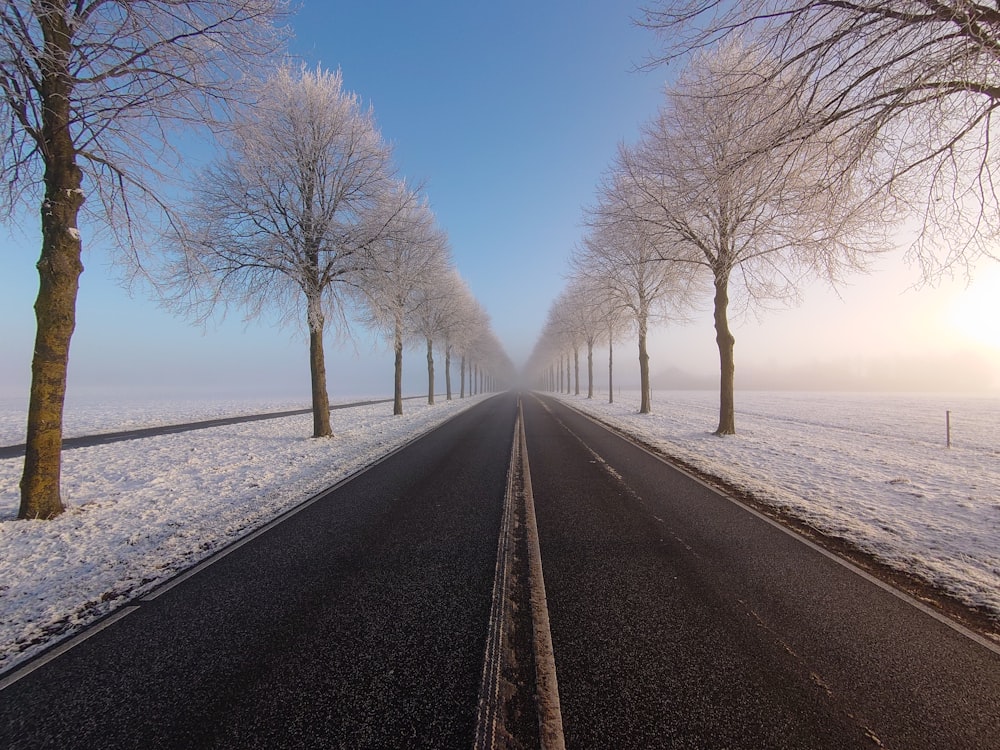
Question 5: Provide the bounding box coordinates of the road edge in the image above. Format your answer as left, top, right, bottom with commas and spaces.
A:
0, 394, 501, 690
539, 392, 1000, 656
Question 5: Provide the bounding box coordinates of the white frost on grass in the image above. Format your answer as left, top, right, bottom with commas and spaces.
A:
555, 390, 1000, 621
0, 395, 489, 674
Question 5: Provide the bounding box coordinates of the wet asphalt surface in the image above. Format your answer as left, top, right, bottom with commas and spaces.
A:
522, 394, 1000, 750
0, 394, 517, 749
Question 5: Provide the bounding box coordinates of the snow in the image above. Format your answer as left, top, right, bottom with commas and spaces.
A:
0, 395, 490, 674
554, 390, 1000, 625
1, 389, 997, 677
0, 396, 310, 445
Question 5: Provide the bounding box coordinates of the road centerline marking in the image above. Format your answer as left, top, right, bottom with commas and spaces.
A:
474, 396, 565, 750
518, 397, 567, 750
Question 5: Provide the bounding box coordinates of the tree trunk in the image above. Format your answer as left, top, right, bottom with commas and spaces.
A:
460, 355, 466, 398
574, 346, 580, 395
587, 339, 594, 399
426, 337, 435, 405
20, 168, 84, 520
608, 331, 614, 404
638, 315, 651, 414
714, 271, 736, 435
19, 8, 85, 520
393, 317, 403, 416
307, 294, 332, 437
445, 342, 452, 400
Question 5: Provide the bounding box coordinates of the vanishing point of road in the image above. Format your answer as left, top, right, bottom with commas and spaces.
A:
1, 392, 998, 748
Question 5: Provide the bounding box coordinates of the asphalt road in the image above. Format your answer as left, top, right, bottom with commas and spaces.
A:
0, 393, 518, 749
522, 393, 1000, 749
3, 390, 998, 749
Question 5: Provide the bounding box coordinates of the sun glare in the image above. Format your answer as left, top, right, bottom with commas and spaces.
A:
947, 266, 1000, 350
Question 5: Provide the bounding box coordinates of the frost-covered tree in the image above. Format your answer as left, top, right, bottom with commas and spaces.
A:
546, 290, 583, 396
357, 184, 449, 415
409, 251, 458, 405
563, 276, 617, 399
456, 302, 499, 398
641, 0, 1000, 276
468, 327, 513, 394
585, 278, 630, 404
167, 64, 395, 438
529, 301, 574, 395
577, 185, 694, 415
0, 0, 288, 519
527, 288, 610, 398
614, 44, 883, 433
435, 271, 478, 401
456, 298, 490, 398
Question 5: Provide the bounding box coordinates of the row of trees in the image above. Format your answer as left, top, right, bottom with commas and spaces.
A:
529, 0, 999, 435
168, 64, 511, 436
1, 3, 508, 520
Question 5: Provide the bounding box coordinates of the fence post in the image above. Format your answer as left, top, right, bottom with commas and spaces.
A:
946, 410, 951, 449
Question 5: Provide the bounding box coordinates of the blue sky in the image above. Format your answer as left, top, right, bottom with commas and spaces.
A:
292, 1, 667, 364
1, 0, 669, 402
1, 1, 998, 405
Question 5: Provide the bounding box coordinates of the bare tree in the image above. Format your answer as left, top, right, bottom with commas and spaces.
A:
641, 0, 1000, 276
435, 271, 478, 401
546, 275, 628, 402
468, 327, 513, 394
0, 0, 288, 519
452, 297, 490, 399
460, 304, 500, 398
357, 184, 449, 415
528, 297, 577, 396
536, 298, 573, 393
409, 251, 458, 406
617, 43, 884, 433
597, 286, 629, 404
527, 282, 617, 400
578, 184, 694, 415
563, 275, 621, 400
545, 290, 583, 396
167, 63, 395, 438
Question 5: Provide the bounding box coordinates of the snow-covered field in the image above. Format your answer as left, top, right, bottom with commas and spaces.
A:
555, 390, 1000, 627
0, 396, 316, 445
0, 395, 489, 675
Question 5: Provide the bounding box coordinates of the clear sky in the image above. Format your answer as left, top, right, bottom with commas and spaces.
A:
1, 0, 999, 405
